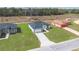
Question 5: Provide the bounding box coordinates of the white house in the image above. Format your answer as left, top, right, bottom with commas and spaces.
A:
29, 21, 51, 33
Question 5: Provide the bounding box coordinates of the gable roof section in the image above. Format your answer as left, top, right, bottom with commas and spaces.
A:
0, 23, 17, 30
29, 21, 49, 29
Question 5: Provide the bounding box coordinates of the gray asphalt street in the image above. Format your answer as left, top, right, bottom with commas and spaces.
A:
31, 38, 79, 51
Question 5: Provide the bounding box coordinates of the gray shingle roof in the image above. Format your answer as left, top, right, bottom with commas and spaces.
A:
29, 21, 49, 29
0, 23, 17, 30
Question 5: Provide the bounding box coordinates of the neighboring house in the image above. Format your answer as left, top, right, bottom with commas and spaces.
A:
53, 20, 70, 28
0, 23, 17, 36
29, 21, 51, 32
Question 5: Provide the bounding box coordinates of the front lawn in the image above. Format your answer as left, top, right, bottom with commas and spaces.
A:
68, 22, 79, 31
0, 23, 40, 51
45, 26, 78, 43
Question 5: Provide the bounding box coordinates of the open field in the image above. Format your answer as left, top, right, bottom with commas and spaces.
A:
1, 14, 79, 23
45, 26, 78, 43
51, 14, 79, 20
0, 23, 40, 51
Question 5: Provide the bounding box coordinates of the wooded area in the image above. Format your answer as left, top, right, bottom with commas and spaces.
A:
0, 7, 79, 16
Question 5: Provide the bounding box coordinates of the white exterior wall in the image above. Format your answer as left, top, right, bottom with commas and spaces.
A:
34, 29, 42, 33
28, 24, 34, 32
28, 24, 43, 33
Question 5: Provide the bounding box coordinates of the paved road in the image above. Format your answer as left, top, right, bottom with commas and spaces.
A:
30, 38, 79, 51
35, 33, 56, 47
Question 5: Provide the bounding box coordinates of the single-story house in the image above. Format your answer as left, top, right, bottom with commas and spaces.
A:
0, 23, 17, 36
29, 21, 51, 32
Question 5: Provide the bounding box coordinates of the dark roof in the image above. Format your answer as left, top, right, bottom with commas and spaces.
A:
29, 21, 49, 29
0, 23, 17, 30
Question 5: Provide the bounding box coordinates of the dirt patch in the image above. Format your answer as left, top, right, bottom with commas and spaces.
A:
0, 16, 30, 23
0, 16, 54, 23
0, 14, 79, 23
74, 20, 79, 24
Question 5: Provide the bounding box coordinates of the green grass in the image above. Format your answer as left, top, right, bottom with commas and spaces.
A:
0, 23, 40, 51
68, 22, 79, 31
45, 26, 78, 43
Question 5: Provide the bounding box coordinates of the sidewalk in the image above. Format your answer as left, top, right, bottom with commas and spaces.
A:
63, 27, 79, 36
0, 33, 9, 40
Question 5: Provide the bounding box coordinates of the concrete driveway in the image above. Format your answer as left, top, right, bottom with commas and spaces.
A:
29, 24, 56, 47
35, 33, 56, 47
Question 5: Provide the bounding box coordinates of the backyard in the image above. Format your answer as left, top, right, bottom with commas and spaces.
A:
0, 23, 40, 51
45, 26, 78, 43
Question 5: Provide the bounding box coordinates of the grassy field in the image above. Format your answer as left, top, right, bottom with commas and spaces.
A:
45, 26, 78, 43
0, 23, 40, 51
68, 22, 79, 31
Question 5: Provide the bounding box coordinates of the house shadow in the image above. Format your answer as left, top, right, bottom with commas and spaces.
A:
17, 27, 22, 33
0, 33, 6, 38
